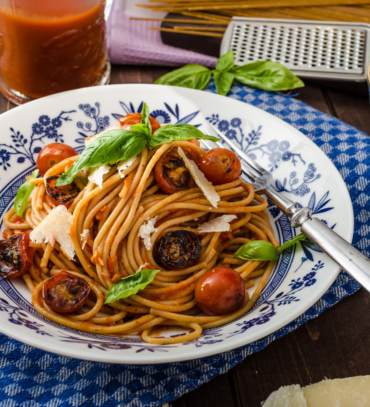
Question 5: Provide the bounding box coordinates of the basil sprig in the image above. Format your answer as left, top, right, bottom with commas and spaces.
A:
155, 51, 304, 96
55, 102, 219, 186
14, 169, 39, 217
104, 269, 160, 304
235, 233, 309, 261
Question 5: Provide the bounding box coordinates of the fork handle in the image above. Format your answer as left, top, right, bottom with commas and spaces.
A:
264, 186, 298, 216
300, 218, 370, 291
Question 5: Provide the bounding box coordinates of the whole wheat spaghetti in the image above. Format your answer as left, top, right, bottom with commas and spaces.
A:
2, 122, 280, 345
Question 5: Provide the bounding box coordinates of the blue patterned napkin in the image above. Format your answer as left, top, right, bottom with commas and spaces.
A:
0, 82, 366, 407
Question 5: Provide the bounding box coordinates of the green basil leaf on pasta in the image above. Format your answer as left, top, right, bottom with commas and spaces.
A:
55, 129, 147, 186
154, 64, 211, 90
231, 61, 304, 91
235, 241, 278, 261
149, 124, 219, 149
140, 102, 152, 134
130, 123, 152, 141
215, 50, 235, 72
14, 169, 39, 217
277, 233, 308, 255
214, 71, 234, 96
104, 269, 160, 303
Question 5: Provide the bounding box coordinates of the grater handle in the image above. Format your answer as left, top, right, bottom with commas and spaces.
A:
300, 218, 370, 292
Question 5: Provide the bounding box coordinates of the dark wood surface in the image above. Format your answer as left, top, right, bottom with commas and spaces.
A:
1, 65, 370, 407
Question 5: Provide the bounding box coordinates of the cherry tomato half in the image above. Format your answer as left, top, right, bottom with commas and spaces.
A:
37, 143, 77, 177
154, 149, 192, 194
0, 233, 34, 279
118, 113, 160, 134
199, 148, 242, 185
195, 267, 245, 316
156, 230, 201, 270
42, 271, 90, 314
45, 176, 80, 208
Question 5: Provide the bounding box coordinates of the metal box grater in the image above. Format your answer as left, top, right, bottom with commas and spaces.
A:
220, 17, 370, 81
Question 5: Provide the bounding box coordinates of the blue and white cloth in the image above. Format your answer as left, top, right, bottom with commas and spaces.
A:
0, 82, 366, 407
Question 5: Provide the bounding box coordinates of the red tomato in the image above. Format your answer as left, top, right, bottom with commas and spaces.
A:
118, 113, 160, 134
195, 267, 245, 316
199, 148, 242, 185
154, 149, 192, 194
36, 143, 77, 177
0, 233, 34, 279
45, 176, 79, 208
42, 271, 90, 314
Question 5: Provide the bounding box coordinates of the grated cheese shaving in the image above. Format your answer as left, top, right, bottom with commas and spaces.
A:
138, 216, 158, 250
80, 229, 90, 250
30, 206, 75, 260
117, 156, 137, 178
178, 147, 220, 208
136, 264, 146, 273
88, 164, 111, 189
198, 215, 237, 233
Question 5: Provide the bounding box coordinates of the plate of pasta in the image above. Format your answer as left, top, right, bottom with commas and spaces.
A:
0, 84, 353, 364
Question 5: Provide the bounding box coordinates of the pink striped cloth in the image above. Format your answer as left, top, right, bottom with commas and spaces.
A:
107, 0, 217, 67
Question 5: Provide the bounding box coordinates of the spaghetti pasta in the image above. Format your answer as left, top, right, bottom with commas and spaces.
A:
1, 112, 280, 345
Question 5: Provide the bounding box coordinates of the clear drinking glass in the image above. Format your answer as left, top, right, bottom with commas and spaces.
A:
0, 0, 111, 104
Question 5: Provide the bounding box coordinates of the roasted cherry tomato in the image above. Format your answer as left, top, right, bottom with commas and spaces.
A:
195, 267, 245, 316
157, 230, 201, 270
118, 113, 160, 134
45, 176, 79, 208
42, 271, 90, 314
199, 148, 242, 185
0, 233, 34, 279
37, 143, 77, 177
154, 149, 192, 194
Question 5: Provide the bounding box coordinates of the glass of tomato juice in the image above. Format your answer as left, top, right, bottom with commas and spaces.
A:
0, 0, 111, 104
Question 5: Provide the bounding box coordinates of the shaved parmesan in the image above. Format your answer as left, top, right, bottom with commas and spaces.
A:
198, 215, 237, 233
178, 147, 220, 208
136, 264, 146, 273
138, 216, 158, 250
117, 156, 137, 178
30, 206, 75, 260
80, 229, 90, 250
88, 164, 110, 189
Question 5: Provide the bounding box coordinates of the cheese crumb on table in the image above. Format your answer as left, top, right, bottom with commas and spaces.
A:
30, 205, 75, 260
178, 147, 220, 208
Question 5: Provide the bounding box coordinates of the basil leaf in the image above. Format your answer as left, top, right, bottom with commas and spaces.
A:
155, 65, 211, 90
14, 169, 39, 217
130, 123, 151, 141
277, 233, 307, 255
235, 241, 278, 261
55, 129, 147, 186
149, 124, 219, 149
140, 102, 152, 134
214, 71, 234, 96
231, 61, 304, 91
104, 269, 160, 304
216, 50, 235, 72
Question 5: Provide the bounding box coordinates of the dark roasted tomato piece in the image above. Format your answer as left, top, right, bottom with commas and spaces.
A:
199, 148, 242, 185
154, 149, 192, 194
118, 113, 160, 134
42, 271, 90, 314
37, 143, 77, 177
195, 267, 245, 316
0, 233, 34, 279
45, 176, 79, 208
157, 230, 201, 270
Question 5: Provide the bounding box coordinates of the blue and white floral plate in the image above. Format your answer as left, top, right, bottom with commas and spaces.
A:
0, 85, 353, 364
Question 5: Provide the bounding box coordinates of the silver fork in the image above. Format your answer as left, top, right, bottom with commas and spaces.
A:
202, 125, 370, 293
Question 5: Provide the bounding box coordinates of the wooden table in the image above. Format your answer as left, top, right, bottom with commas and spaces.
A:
1, 65, 370, 407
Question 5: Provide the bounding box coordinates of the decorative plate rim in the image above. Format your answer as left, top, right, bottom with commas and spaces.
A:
0, 84, 354, 364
